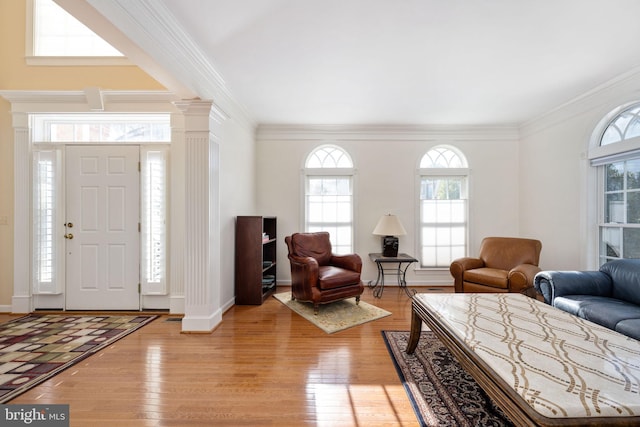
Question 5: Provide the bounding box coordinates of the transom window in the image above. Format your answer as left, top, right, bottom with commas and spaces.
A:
418, 146, 468, 268
31, 114, 170, 143
420, 146, 466, 168
304, 145, 355, 254
601, 106, 640, 145
591, 104, 640, 263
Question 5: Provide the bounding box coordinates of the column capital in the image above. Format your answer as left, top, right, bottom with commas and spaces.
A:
173, 99, 213, 115
173, 99, 227, 133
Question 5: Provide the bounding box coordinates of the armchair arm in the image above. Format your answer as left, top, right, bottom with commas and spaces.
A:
449, 257, 485, 292
288, 255, 320, 301
330, 253, 363, 273
508, 264, 542, 292
533, 270, 612, 305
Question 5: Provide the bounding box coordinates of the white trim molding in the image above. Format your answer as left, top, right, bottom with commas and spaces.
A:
256, 124, 520, 142
0, 90, 185, 314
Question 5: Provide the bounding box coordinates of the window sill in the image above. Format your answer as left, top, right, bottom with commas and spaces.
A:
26, 56, 133, 67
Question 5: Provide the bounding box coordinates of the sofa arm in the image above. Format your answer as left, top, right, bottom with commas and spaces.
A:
508, 264, 541, 292
330, 253, 363, 273
533, 270, 612, 304
450, 257, 485, 292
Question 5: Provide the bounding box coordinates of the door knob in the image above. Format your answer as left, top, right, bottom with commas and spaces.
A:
64, 222, 73, 228
64, 233, 74, 239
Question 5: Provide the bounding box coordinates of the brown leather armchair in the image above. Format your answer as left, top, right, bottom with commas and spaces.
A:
450, 237, 542, 294
285, 232, 364, 314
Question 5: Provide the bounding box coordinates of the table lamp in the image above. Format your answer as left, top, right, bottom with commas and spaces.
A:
373, 214, 407, 257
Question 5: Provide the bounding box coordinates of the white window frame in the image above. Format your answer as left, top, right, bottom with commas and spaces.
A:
26, 0, 130, 66
141, 146, 169, 294
417, 146, 469, 269
589, 103, 640, 265
303, 145, 356, 254
32, 146, 64, 294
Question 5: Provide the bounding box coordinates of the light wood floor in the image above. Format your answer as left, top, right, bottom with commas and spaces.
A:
2, 286, 452, 426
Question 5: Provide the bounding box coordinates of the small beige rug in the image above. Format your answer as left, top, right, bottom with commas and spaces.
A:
273, 291, 391, 334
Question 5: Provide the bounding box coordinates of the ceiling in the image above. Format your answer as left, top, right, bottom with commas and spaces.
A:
70, 0, 640, 126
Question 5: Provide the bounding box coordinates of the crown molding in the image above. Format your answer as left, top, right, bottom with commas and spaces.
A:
520, 66, 640, 138
256, 124, 520, 142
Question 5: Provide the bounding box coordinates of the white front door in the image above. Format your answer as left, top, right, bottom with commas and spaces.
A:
65, 145, 140, 310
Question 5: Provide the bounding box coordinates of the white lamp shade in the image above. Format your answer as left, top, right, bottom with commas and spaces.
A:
372, 214, 407, 236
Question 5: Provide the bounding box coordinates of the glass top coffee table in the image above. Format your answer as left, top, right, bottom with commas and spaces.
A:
407, 293, 640, 426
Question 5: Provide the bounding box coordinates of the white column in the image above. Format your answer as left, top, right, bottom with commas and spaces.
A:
12, 112, 32, 313
174, 100, 225, 332
169, 112, 186, 314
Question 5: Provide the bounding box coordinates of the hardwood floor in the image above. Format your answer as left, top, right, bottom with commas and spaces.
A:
3, 286, 452, 426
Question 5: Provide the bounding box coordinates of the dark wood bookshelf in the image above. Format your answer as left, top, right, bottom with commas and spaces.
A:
235, 216, 277, 305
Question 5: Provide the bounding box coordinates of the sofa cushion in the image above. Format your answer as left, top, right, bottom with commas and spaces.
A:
555, 295, 640, 330
318, 266, 360, 290
601, 259, 640, 306
553, 295, 604, 317
464, 268, 509, 289
615, 319, 640, 341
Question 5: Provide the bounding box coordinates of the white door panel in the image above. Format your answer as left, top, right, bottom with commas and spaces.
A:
66, 145, 140, 310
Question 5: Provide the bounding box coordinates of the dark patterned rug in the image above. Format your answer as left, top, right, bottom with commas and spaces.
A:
0, 314, 157, 403
382, 330, 514, 427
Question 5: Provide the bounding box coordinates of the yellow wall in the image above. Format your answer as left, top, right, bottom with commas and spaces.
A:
0, 0, 166, 309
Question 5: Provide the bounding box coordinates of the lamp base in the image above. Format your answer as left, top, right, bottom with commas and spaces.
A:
382, 236, 399, 257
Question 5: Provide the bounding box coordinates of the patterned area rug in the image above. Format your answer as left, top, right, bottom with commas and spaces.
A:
274, 292, 391, 334
0, 314, 157, 403
383, 330, 514, 426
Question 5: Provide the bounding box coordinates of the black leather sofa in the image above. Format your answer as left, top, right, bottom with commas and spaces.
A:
534, 259, 640, 340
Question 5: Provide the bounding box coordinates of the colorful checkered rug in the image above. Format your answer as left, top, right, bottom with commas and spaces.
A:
0, 314, 156, 403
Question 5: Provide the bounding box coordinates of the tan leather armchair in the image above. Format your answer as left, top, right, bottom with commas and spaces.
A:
285, 232, 364, 314
450, 237, 542, 294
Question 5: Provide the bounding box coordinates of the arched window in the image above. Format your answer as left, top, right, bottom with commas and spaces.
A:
418, 146, 469, 268
590, 104, 640, 263
304, 145, 355, 254
600, 106, 640, 145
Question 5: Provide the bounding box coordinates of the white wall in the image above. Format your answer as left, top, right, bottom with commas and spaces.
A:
220, 118, 257, 309
256, 126, 522, 286
520, 69, 640, 271
255, 70, 640, 286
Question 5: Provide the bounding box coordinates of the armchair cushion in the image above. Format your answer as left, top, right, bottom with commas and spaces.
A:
288, 232, 332, 266
318, 266, 361, 290
463, 268, 508, 289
